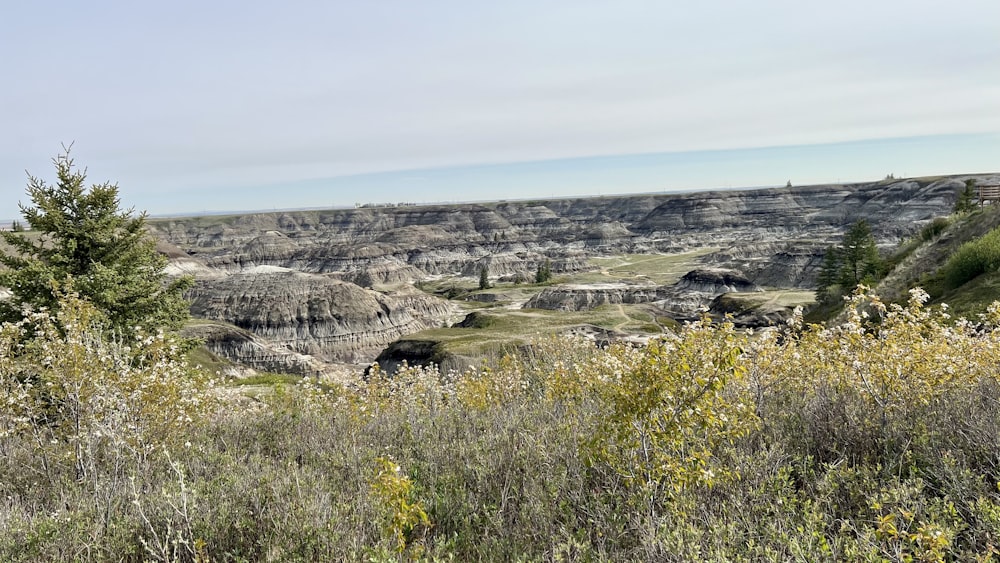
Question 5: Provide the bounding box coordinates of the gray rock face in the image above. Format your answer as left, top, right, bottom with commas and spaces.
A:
674, 269, 760, 294
706, 294, 794, 328
187, 270, 458, 363
369, 339, 477, 378
523, 269, 759, 317
525, 284, 672, 311
151, 177, 976, 290
646, 269, 762, 318
183, 322, 332, 377
703, 240, 827, 288
149, 177, 983, 372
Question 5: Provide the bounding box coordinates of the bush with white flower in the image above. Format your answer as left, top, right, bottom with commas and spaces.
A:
0, 289, 214, 483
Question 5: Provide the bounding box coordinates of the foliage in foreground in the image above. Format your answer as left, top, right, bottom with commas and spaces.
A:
3, 289, 1000, 560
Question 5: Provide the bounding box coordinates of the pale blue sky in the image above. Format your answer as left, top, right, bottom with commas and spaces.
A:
2, 1, 998, 219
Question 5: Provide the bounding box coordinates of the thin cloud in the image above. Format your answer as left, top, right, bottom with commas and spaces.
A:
1, 1, 998, 218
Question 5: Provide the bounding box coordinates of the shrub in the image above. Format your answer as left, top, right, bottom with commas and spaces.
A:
0, 291, 215, 561
4, 289, 1000, 559
920, 217, 951, 241
1, 291, 212, 471
589, 318, 756, 504
942, 225, 1000, 288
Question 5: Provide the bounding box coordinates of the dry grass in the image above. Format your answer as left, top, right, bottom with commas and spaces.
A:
5, 290, 1000, 559
582, 249, 718, 285
6, 290, 1000, 560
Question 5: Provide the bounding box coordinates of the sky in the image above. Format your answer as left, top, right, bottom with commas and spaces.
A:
1, 1, 999, 219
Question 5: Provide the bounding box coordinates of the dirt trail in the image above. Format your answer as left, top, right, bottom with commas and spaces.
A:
612, 304, 631, 331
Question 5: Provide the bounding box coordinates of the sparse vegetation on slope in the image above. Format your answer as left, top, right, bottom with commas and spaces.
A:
811, 190, 1000, 324
874, 203, 1000, 319
942, 225, 1000, 289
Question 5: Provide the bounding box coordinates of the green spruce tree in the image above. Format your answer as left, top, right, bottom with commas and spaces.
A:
0, 150, 193, 336
816, 245, 842, 304
478, 265, 491, 290
815, 221, 883, 304
954, 179, 978, 214
838, 220, 882, 288
535, 258, 552, 284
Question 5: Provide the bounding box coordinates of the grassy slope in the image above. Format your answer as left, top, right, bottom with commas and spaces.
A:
876, 205, 1000, 318
582, 249, 719, 285
409, 305, 666, 359
715, 289, 816, 314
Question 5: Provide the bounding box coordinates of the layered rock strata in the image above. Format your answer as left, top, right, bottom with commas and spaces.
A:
186, 270, 459, 363
673, 269, 761, 294
525, 283, 672, 311
151, 177, 973, 290
182, 322, 332, 377
148, 177, 981, 373
523, 269, 758, 315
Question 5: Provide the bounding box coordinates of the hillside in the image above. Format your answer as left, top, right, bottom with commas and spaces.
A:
7, 283, 1000, 560
877, 204, 1000, 318
147, 175, 987, 376
9, 175, 1000, 560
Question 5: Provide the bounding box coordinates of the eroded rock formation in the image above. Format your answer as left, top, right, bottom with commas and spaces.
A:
525, 283, 672, 311
182, 321, 332, 377
149, 176, 980, 373
152, 177, 971, 290
187, 270, 458, 363
673, 269, 760, 294
524, 268, 761, 320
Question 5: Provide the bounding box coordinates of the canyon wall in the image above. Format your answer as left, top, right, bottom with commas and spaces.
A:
151, 176, 977, 372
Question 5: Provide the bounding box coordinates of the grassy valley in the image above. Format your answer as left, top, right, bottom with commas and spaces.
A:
391, 249, 726, 370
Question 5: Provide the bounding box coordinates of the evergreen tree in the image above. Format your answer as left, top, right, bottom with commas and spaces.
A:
478, 266, 491, 290
954, 179, 978, 214
838, 220, 882, 288
816, 245, 842, 303
535, 259, 552, 284
815, 221, 883, 303
0, 151, 192, 336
